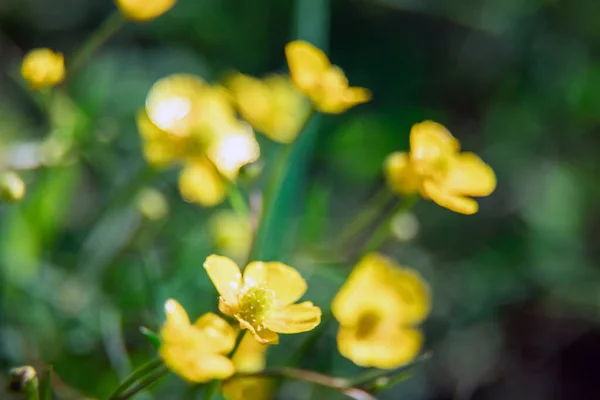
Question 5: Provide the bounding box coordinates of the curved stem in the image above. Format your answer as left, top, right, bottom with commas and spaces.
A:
347, 351, 432, 389
229, 368, 377, 400
106, 358, 163, 400
68, 11, 126, 76
114, 366, 168, 400
226, 180, 250, 218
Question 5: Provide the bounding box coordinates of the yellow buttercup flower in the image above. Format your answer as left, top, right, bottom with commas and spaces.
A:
228, 73, 310, 143
385, 121, 496, 215
115, 0, 176, 22
159, 299, 236, 382
21, 48, 65, 90
137, 74, 260, 207
222, 332, 273, 400
209, 210, 253, 260
332, 253, 430, 369
204, 255, 322, 344
285, 40, 371, 114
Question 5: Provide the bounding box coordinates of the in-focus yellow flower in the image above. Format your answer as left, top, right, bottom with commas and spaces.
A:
21, 48, 65, 90
385, 121, 496, 215
228, 73, 310, 143
115, 0, 176, 22
332, 253, 430, 369
159, 299, 236, 382
204, 255, 322, 344
0, 171, 26, 202
209, 210, 253, 260
222, 332, 273, 400
285, 40, 371, 114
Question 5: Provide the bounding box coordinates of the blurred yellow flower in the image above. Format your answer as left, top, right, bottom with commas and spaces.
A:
21, 48, 65, 90
178, 158, 227, 207
136, 187, 168, 220
0, 171, 25, 202
115, 0, 176, 22
209, 210, 253, 260
228, 73, 310, 143
332, 253, 430, 369
159, 299, 236, 382
137, 74, 260, 207
204, 255, 321, 344
222, 332, 273, 400
385, 121, 496, 215
285, 40, 371, 114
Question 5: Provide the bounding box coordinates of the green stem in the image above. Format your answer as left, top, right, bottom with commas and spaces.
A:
68, 11, 126, 75
114, 366, 168, 400
226, 180, 250, 218
360, 195, 418, 254
249, 109, 316, 262
334, 188, 394, 250
347, 351, 432, 389
106, 358, 163, 400
229, 368, 376, 400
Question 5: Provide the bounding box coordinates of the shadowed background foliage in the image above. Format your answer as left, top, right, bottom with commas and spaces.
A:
1, 0, 600, 399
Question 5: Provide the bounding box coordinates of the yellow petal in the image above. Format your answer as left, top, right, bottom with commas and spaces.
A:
422, 179, 479, 215
285, 40, 330, 93
409, 121, 460, 172
194, 312, 237, 354
145, 74, 205, 137
384, 152, 421, 195
21, 48, 65, 90
337, 325, 423, 369
238, 318, 280, 345
207, 125, 260, 180
444, 152, 496, 197
388, 268, 431, 325
116, 0, 176, 22
222, 377, 273, 400
204, 254, 242, 306
163, 298, 190, 329
243, 262, 307, 306
163, 352, 235, 382
265, 301, 321, 334
231, 332, 267, 373
178, 160, 227, 206
136, 110, 186, 167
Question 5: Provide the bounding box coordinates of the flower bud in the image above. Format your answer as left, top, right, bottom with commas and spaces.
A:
7, 366, 38, 395
115, 0, 176, 22
0, 171, 26, 202
21, 48, 65, 90
136, 187, 169, 221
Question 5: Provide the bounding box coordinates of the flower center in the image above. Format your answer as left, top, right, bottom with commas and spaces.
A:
238, 284, 275, 327
355, 311, 382, 340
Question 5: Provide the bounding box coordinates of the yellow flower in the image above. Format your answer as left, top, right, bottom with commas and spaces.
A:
209, 210, 253, 260
115, 0, 176, 22
384, 121, 496, 215
222, 332, 273, 400
178, 158, 227, 207
21, 48, 65, 90
285, 40, 371, 114
136, 187, 169, 220
332, 253, 430, 369
0, 171, 26, 202
159, 299, 236, 382
228, 73, 310, 143
204, 255, 322, 344
137, 74, 260, 207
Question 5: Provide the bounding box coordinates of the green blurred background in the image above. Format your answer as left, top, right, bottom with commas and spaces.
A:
2, 0, 600, 399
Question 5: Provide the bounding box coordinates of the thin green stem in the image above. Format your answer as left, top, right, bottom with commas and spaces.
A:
249, 109, 316, 262
229, 368, 377, 400
106, 358, 163, 400
68, 11, 126, 76
360, 195, 418, 254
335, 188, 394, 250
226, 180, 250, 218
114, 366, 168, 400
348, 351, 432, 389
